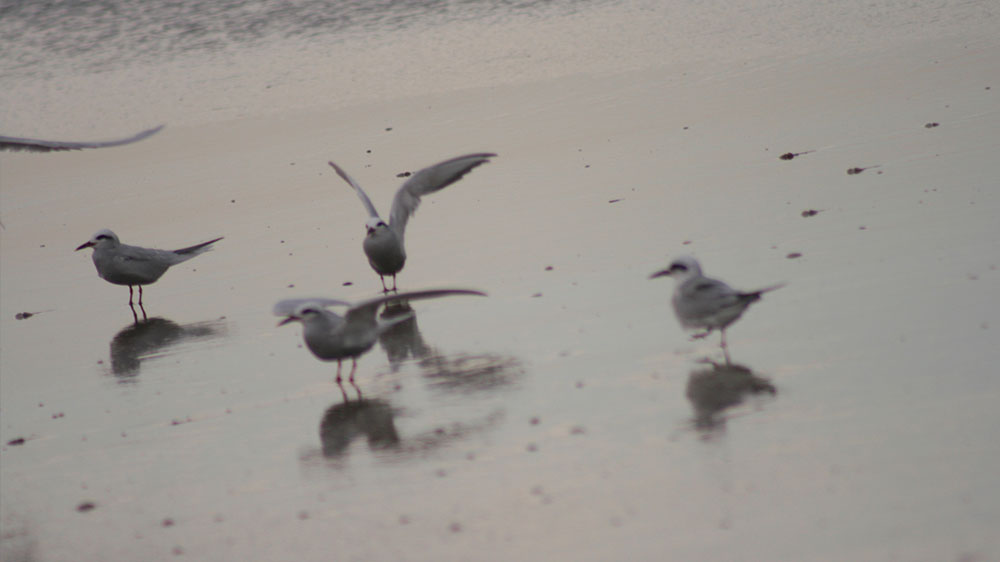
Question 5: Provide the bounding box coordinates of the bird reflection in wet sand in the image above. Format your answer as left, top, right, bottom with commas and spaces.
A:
686, 360, 776, 436
307, 349, 520, 466
319, 384, 400, 458
419, 353, 523, 395
377, 299, 523, 391
109, 317, 226, 379
377, 299, 433, 371
315, 387, 506, 464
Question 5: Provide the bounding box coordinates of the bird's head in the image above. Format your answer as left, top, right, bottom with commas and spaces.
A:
275, 298, 350, 326
76, 229, 119, 251
365, 217, 387, 235
277, 303, 325, 327
650, 255, 703, 281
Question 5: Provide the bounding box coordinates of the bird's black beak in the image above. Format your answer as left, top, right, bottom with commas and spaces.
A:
277, 317, 296, 327
75, 241, 95, 251
649, 269, 671, 279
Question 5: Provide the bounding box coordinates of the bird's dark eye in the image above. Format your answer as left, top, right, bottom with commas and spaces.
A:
96, 234, 110, 240
301, 308, 317, 315
671, 263, 688, 272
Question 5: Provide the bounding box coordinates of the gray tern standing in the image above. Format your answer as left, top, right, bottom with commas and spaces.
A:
650, 256, 783, 362
76, 229, 222, 319
328, 153, 496, 292
275, 289, 486, 383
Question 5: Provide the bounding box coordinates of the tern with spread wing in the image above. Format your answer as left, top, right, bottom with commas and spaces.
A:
329, 153, 496, 292
650, 256, 783, 361
275, 289, 486, 382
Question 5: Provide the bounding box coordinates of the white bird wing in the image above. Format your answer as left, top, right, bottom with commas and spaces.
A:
273, 298, 351, 316
329, 160, 381, 220
345, 288, 487, 324
388, 153, 496, 239
0, 125, 164, 153
113, 243, 185, 266
678, 277, 743, 315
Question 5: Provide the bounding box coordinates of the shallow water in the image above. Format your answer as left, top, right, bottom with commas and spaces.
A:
2, 0, 598, 77
3, 1, 1000, 561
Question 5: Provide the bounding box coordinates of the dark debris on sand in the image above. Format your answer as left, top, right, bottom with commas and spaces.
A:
779, 150, 814, 160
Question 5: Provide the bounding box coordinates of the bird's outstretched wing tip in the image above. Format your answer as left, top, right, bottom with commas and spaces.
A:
0, 123, 166, 152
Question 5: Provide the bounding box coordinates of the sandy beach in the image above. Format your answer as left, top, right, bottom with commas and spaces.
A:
2, 1, 999, 560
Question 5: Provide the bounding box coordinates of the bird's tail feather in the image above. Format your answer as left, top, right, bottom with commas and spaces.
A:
173, 237, 223, 258
741, 283, 786, 301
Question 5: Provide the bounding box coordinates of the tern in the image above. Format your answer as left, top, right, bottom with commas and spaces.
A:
275, 289, 486, 383
329, 153, 496, 292
650, 256, 783, 361
76, 229, 222, 318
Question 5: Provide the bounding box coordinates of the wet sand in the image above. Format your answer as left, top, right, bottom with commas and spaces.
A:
3, 3, 999, 561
